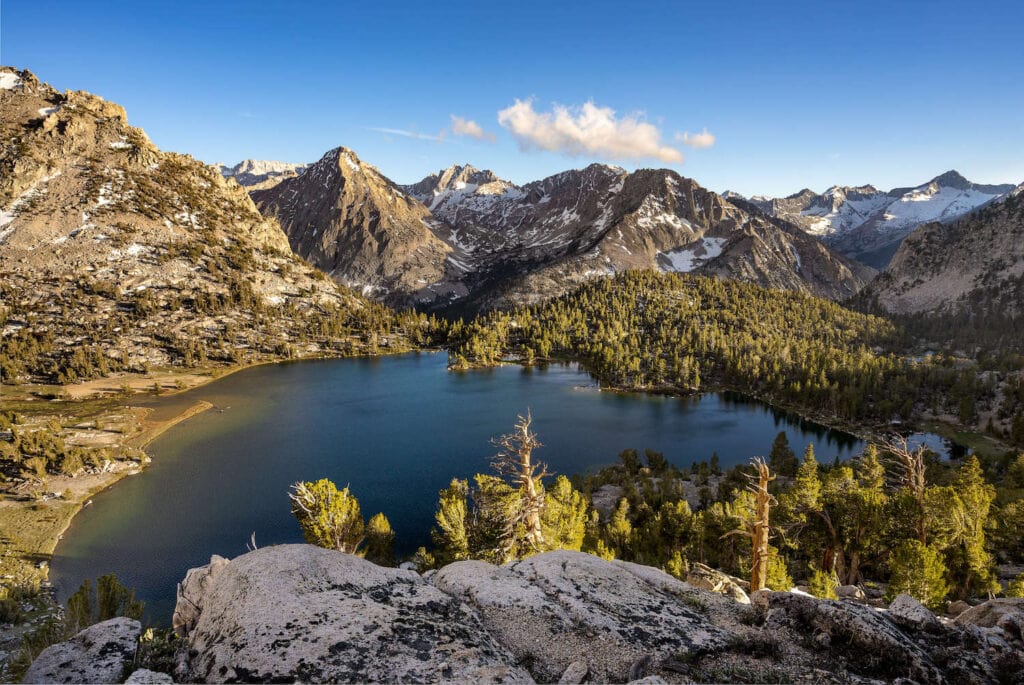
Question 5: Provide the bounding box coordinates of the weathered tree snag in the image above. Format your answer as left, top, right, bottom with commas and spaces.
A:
749, 457, 776, 592
492, 409, 548, 561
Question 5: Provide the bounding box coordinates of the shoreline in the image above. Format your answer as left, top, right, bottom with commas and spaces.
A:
0, 348, 439, 591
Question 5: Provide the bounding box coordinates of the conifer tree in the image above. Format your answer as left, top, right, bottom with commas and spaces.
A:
289, 479, 365, 553
363, 513, 396, 567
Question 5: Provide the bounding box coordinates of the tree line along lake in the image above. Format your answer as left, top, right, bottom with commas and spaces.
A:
50, 351, 879, 622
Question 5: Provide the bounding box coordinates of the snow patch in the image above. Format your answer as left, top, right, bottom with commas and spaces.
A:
658, 237, 727, 273
342, 154, 361, 172
0, 72, 21, 90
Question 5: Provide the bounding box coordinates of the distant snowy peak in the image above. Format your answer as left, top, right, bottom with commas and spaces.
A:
402, 163, 520, 212
219, 159, 307, 190
751, 170, 1015, 268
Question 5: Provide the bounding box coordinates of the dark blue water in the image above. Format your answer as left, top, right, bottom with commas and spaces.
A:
50, 352, 865, 623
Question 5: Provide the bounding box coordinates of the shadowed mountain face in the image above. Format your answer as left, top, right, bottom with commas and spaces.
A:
858, 184, 1024, 316
250, 153, 876, 313
740, 171, 1015, 269
251, 147, 452, 302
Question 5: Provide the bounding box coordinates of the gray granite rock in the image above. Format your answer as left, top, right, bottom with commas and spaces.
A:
432, 550, 732, 682
888, 593, 941, 632
125, 668, 174, 683
24, 617, 141, 684
176, 544, 531, 683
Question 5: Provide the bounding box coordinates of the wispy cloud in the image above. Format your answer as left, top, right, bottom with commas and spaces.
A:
497, 99, 683, 163
238, 111, 258, 119
450, 115, 495, 142
367, 126, 447, 142
675, 128, 716, 149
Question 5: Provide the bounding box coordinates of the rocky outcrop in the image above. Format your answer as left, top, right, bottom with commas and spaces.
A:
175, 545, 529, 683
956, 598, 1024, 642
685, 562, 750, 604
165, 545, 1024, 684
0, 67, 369, 382
432, 552, 732, 682
23, 617, 141, 684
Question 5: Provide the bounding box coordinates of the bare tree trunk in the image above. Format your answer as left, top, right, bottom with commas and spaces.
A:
750, 458, 775, 592
883, 436, 928, 543
493, 410, 548, 557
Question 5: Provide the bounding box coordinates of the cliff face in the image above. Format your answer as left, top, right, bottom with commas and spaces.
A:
150, 546, 1023, 683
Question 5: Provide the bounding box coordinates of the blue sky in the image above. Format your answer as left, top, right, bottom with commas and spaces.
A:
2, 0, 1022, 196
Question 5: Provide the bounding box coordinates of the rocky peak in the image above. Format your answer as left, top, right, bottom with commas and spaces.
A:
218, 159, 306, 190
251, 146, 451, 303
0, 67, 365, 381
930, 169, 972, 190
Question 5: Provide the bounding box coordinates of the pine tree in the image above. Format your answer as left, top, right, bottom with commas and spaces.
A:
288, 479, 364, 553
363, 513, 396, 566
768, 432, 798, 477
887, 540, 951, 610
432, 479, 470, 564
540, 475, 588, 551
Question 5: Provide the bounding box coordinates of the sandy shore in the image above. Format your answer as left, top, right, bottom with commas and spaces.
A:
0, 399, 214, 587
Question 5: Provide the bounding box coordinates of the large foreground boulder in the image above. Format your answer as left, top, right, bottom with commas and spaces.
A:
23, 617, 141, 684
175, 544, 530, 683
169, 546, 1024, 684
432, 551, 733, 682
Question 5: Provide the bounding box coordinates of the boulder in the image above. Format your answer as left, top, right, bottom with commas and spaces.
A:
888, 594, 941, 632
24, 617, 141, 684
172, 553, 229, 635
125, 668, 174, 683
557, 660, 589, 684
175, 544, 530, 683
685, 562, 750, 604
752, 591, 943, 683
432, 550, 732, 682
946, 600, 972, 617
836, 584, 865, 600
955, 598, 1024, 642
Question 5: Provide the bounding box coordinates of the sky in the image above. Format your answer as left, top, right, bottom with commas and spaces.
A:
2, 0, 1023, 196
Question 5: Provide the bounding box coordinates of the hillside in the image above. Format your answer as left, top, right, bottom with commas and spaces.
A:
0, 68, 417, 384
858, 185, 1024, 317
741, 171, 1014, 268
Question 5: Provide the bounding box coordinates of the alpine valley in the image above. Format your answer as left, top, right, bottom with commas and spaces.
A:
2, 61, 1024, 685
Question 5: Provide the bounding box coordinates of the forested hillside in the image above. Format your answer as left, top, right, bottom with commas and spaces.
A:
450, 271, 1023, 445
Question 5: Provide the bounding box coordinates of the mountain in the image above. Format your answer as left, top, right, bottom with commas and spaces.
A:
744, 171, 1015, 269
0, 67, 371, 382
216, 159, 307, 191
250, 147, 453, 302
857, 183, 1024, 316
396, 163, 875, 312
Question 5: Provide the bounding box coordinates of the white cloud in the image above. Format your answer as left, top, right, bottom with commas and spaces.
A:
676, 128, 716, 149
450, 115, 495, 142
367, 126, 447, 142
497, 99, 683, 163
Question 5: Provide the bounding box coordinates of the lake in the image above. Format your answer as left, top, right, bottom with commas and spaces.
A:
51, 352, 867, 623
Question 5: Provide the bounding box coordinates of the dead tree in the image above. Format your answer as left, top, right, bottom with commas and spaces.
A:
749, 457, 776, 592
722, 457, 777, 592
491, 409, 549, 558
881, 435, 928, 543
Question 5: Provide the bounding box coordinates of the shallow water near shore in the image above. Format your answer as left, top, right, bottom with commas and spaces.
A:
51, 351, 873, 623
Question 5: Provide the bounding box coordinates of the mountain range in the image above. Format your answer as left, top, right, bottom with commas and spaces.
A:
250, 150, 875, 312
734, 171, 1015, 269
859, 183, 1024, 316
3, 65, 1021, 331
